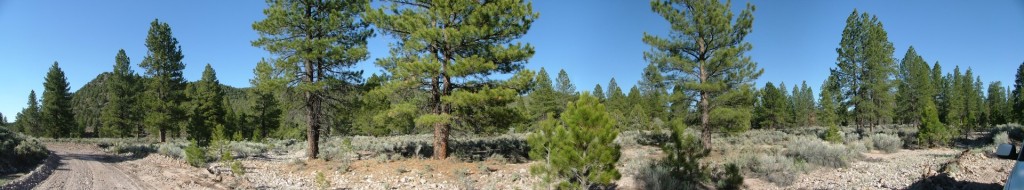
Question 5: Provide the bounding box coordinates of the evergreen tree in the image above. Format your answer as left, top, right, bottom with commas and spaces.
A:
606, 78, 626, 112
41, 62, 76, 138
946, 67, 965, 126
639, 63, 668, 121
186, 64, 225, 146
15, 91, 41, 136
140, 19, 187, 143
528, 92, 620, 189
818, 75, 841, 127
366, 0, 537, 159
555, 69, 577, 105
893, 47, 934, 125
918, 98, 951, 147
593, 84, 605, 103
0, 112, 6, 127
668, 83, 692, 123
645, 0, 761, 149
102, 49, 142, 138
528, 68, 560, 120
249, 60, 282, 139
932, 62, 948, 123
789, 81, 815, 127
832, 10, 897, 132
756, 82, 788, 129
254, 0, 373, 159
987, 81, 1009, 125
1014, 62, 1024, 123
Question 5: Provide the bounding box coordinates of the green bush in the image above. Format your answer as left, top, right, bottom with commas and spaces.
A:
869, 134, 903, 153
0, 127, 48, 174
184, 141, 207, 167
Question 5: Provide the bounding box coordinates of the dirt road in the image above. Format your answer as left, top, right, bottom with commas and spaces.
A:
34, 143, 151, 190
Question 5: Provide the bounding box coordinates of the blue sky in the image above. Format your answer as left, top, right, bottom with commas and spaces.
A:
1, 0, 1022, 120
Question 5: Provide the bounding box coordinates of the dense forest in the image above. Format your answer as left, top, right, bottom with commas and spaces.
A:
1, 0, 1023, 189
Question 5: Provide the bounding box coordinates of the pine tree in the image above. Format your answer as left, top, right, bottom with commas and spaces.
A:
1014, 62, 1024, 123
366, 0, 537, 159
639, 63, 668, 121
593, 84, 605, 103
528, 68, 560, 120
789, 81, 815, 127
140, 19, 187, 143
555, 69, 577, 105
606, 78, 626, 112
894, 47, 933, 125
102, 49, 142, 138
832, 10, 897, 132
528, 92, 620, 189
645, 0, 761, 149
254, 0, 373, 159
668, 83, 692, 124
756, 82, 787, 129
41, 62, 76, 138
0, 112, 6, 127
249, 60, 282, 140
918, 98, 951, 147
946, 67, 965, 126
818, 75, 841, 127
15, 91, 41, 136
185, 64, 225, 146
988, 81, 1008, 125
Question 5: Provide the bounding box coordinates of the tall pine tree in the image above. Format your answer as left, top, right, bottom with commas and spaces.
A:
894, 46, 934, 125
832, 10, 896, 132
102, 49, 142, 138
140, 19, 187, 143
366, 0, 537, 159
249, 59, 283, 140
987, 81, 1008, 125
186, 64, 225, 146
528, 68, 560, 120
41, 62, 76, 138
1014, 62, 1024, 123
645, 0, 761, 148
639, 63, 668, 121
15, 90, 41, 136
253, 0, 373, 159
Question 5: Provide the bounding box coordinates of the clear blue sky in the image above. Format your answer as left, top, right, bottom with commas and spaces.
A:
1, 0, 1023, 120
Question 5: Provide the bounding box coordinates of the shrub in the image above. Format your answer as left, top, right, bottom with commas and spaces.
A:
314, 171, 330, 190
158, 141, 187, 159
636, 162, 686, 190
184, 141, 207, 168
747, 154, 797, 186
226, 141, 269, 158
993, 132, 1010, 147
869, 134, 903, 153
0, 127, 48, 174
231, 161, 245, 176
785, 137, 852, 168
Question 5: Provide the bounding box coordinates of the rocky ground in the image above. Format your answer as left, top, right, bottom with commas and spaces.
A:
745, 148, 1013, 190
27, 138, 1019, 189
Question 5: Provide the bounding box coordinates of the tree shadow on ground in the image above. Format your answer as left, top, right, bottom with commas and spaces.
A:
906, 173, 1002, 190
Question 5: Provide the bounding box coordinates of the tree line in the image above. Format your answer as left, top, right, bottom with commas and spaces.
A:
3, 2, 1024, 186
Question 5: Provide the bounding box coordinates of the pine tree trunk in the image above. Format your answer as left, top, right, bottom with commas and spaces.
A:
160, 129, 166, 143
306, 90, 320, 159
700, 91, 712, 150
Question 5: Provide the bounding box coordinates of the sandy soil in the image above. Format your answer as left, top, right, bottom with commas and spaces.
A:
35, 143, 152, 190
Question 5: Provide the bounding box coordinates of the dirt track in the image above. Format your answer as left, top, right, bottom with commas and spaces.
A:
34, 143, 151, 190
